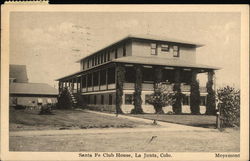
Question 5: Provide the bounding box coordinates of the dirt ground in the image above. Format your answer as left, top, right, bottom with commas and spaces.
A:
130, 114, 217, 128
10, 128, 239, 152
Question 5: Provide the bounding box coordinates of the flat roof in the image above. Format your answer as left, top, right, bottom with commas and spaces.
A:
57, 56, 220, 81
113, 56, 220, 70
76, 34, 204, 63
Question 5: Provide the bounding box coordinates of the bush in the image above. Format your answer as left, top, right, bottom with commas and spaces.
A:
39, 104, 54, 115
217, 86, 240, 127
146, 83, 175, 114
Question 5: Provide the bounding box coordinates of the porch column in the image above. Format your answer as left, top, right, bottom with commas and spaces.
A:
80, 76, 82, 93
205, 70, 216, 115
71, 79, 74, 92
58, 81, 62, 94
190, 69, 201, 114
76, 77, 79, 92
115, 63, 125, 114
172, 68, 183, 114
153, 66, 164, 114
131, 64, 143, 114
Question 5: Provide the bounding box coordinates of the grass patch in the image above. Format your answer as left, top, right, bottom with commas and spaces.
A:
9, 108, 149, 131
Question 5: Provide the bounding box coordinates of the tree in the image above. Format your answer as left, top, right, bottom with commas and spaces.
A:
190, 70, 200, 114
116, 64, 125, 114
206, 71, 216, 115
131, 65, 144, 114
217, 86, 240, 128
146, 83, 176, 114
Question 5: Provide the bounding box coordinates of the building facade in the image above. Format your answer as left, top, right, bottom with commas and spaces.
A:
9, 65, 58, 108
57, 35, 219, 114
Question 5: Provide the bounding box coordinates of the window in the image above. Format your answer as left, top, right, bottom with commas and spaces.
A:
151, 43, 157, 55
87, 74, 92, 87
125, 94, 133, 105
107, 67, 115, 84
95, 55, 98, 65
93, 72, 99, 86
125, 67, 135, 83
200, 96, 206, 106
161, 44, 169, 52
104, 52, 107, 62
183, 96, 189, 105
123, 44, 126, 56
145, 95, 151, 105
92, 57, 94, 66
101, 95, 104, 105
100, 69, 106, 85
107, 51, 110, 61
98, 54, 100, 64
87, 95, 90, 104
94, 95, 97, 105
87, 59, 90, 68
173, 45, 180, 57
101, 53, 103, 63
142, 67, 154, 83
115, 48, 118, 58
82, 75, 86, 88
109, 94, 112, 105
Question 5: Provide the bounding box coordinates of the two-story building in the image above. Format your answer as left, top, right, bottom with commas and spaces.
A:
56, 35, 220, 114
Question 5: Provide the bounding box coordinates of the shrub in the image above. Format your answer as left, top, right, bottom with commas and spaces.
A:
217, 86, 240, 127
57, 88, 73, 109
39, 104, 54, 115
146, 83, 175, 114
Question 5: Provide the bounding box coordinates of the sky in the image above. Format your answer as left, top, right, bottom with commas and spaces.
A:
10, 12, 241, 89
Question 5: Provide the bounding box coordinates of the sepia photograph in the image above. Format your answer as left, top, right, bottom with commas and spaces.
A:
1, 4, 249, 161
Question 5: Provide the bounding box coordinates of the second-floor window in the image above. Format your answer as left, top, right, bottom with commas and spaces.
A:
107, 51, 110, 61
92, 57, 94, 66
161, 44, 169, 52
115, 48, 118, 58
87, 59, 90, 68
173, 45, 180, 57
151, 43, 157, 55
123, 44, 126, 56
104, 51, 107, 62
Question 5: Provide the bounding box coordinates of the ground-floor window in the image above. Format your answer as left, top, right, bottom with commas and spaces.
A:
145, 94, 151, 105
183, 96, 189, 105
101, 95, 104, 105
125, 94, 133, 105
94, 95, 97, 105
200, 96, 206, 106
109, 94, 112, 105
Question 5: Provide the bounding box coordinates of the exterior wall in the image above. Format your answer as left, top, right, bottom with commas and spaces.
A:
131, 40, 196, 63
82, 91, 116, 113
9, 95, 58, 107
121, 89, 207, 114
80, 41, 132, 71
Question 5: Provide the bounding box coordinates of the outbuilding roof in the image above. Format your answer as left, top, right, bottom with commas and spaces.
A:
10, 83, 58, 95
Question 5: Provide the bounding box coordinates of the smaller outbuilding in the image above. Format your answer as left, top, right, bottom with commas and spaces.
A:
9, 64, 58, 108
